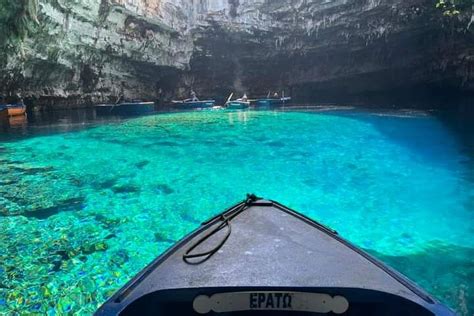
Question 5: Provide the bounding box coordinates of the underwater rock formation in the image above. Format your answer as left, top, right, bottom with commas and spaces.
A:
1, 0, 473, 109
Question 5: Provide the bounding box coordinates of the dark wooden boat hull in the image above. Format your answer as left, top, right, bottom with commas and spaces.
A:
96, 196, 454, 316
226, 101, 250, 110
254, 98, 291, 108
173, 100, 216, 109
95, 102, 155, 116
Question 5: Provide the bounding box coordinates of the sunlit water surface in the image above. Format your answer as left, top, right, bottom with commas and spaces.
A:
0, 109, 473, 315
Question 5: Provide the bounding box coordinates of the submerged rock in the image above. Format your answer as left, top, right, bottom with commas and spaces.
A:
111, 184, 140, 194
94, 178, 118, 190
9, 165, 54, 175
110, 249, 130, 267
135, 160, 150, 169
154, 231, 175, 244
8, 197, 86, 219
0, 197, 85, 219
155, 184, 174, 195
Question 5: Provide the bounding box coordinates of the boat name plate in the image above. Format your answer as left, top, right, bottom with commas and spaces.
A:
193, 291, 349, 314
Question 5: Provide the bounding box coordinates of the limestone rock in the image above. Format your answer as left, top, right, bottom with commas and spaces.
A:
1, 0, 473, 108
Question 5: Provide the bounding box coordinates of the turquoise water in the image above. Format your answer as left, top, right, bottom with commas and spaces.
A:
0, 109, 473, 315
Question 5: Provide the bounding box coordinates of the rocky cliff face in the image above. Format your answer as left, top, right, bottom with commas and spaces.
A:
1, 0, 194, 108
1, 0, 473, 109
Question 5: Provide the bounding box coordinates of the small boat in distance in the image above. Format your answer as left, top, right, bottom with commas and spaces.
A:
1, 96, 27, 117
95, 100, 155, 116
254, 91, 292, 108
6, 103, 27, 116
96, 195, 455, 316
172, 90, 216, 109
225, 93, 250, 110
172, 100, 216, 109
0, 97, 27, 127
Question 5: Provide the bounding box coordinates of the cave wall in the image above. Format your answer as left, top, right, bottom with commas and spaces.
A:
1, 0, 194, 109
188, 0, 474, 106
1, 0, 473, 109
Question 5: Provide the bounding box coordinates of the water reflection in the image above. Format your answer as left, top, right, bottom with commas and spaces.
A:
227, 110, 251, 124
0, 114, 28, 134
0, 108, 145, 141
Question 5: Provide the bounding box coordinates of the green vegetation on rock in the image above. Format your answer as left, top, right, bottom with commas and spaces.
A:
436, 0, 473, 16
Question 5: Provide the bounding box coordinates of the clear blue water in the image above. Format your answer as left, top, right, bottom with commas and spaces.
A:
0, 109, 473, 315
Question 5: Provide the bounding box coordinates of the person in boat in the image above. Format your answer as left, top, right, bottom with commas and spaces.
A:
241, 93, 248, 102
273, 92, 279, 99
190, 90, 199, 102
115, 95, 125, 104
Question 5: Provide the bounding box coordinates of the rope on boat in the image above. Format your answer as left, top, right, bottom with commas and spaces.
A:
183, 194, 259, 265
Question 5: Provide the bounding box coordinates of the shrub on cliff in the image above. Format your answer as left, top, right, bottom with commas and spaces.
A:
436, 0, 473, 16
